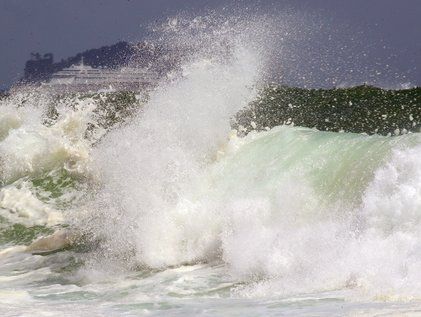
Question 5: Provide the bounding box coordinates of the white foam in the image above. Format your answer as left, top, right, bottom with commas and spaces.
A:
0, 100, 94, 184
0, 184, 63, 226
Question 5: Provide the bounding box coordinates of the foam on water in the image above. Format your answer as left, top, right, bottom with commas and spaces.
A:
0, 91, 98, 230
0, 99, 94, 185
212, 127, 421, 300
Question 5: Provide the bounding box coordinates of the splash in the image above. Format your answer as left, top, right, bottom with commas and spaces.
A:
87, 40, 262, 269
72, 14, 421, 303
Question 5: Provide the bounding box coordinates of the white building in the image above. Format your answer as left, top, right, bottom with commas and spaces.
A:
44, 58, 159, 92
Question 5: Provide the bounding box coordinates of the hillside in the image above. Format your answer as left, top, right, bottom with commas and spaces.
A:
234, 85, 421, 136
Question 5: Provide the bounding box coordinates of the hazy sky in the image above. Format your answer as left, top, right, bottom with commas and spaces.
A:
0, 0, 420, 90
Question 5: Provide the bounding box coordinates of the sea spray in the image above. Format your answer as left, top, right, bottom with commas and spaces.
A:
67, 15, 421, 303
86, 46, 262, 269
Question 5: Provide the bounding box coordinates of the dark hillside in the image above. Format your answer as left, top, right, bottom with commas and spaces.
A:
234, 85, 421, 136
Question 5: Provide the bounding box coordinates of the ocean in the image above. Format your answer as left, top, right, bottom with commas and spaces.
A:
1, 14, 421, 317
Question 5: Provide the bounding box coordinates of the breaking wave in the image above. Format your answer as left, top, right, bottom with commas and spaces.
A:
1, 12, 421, 317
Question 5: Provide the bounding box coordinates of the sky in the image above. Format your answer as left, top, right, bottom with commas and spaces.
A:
0, 0, 420, 90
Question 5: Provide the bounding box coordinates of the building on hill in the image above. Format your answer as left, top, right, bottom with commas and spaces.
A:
21, 40, 186, 92
23, 42, 148, 84
43, 57, 159, 92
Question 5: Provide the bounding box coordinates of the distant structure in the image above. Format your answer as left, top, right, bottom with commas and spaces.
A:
23, 41, 171, 84
24, 53, 54, 82
19, 41, 186, 92
43, 57, 159, 92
